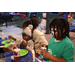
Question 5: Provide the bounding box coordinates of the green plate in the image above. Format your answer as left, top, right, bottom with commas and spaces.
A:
1, 40, 13, 44
13, 49, 28, 57
20, 49, 28, 56
4, 43, 11, 48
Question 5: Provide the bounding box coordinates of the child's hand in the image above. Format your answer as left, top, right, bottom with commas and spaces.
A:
41, 50, 51, 58
21, 41, 27, 47
8, 35, 16, 41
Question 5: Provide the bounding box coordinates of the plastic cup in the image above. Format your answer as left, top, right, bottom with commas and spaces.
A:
14, 49, 20, 61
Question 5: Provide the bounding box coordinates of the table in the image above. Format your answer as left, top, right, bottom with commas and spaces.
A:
4, 52, 42, 62
0, 37, 42, 62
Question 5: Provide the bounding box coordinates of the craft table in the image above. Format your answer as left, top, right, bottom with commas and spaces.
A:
4, 51, 42, 62
0, 37, 42, 62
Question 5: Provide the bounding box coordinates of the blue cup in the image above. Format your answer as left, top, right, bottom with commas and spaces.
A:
5, 37, 8, 40
40, 47, 47, 58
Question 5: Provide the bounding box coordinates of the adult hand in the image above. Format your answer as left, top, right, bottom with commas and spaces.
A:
3, 44, 18, 53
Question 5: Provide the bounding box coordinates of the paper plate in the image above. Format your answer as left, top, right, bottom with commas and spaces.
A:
4, 43, 11, 48
20, 49, 28, 56
13, 49, 28, 57
1, 40, 13, 44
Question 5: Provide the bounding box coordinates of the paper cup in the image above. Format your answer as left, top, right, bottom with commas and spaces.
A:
14, 49, 20, 61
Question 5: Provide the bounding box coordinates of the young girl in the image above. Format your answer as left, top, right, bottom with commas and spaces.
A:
9, 18, 48, 57
9, 25, 34, 52
8, 19, 32, 45
30, 17, 48, 57
20, 25, 34, 52
40, 17, 74, 62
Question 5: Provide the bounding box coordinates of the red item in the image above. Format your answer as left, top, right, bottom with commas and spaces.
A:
12, 19, 15, 22
43, 18, 46, 20
68, 12, 73, 18
12, 14, 26, 18
14, 56, 20, 61
14, 50, 20, 61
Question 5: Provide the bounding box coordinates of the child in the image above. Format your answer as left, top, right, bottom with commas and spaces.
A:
9, 25, 34, 52
30, 17, 48, 57
9, 17, 48, 57
20, 25, 34, 52
8, 19, 32, 44
40, 17, 74, 62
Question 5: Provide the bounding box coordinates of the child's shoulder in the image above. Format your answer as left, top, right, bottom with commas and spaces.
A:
33, 29, 44, 36
64, 37, 71, 43
62, 36, 73, 45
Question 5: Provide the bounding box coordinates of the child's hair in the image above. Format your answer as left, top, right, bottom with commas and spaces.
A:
49, 17, 70, 39
30, 17, 39, 30
23, 19, 32, 28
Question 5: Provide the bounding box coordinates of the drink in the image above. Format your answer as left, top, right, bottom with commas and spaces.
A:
40, 47, 47, 58
14, 49, 20, 61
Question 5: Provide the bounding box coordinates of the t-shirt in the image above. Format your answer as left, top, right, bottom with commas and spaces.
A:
45, 36, 74, 62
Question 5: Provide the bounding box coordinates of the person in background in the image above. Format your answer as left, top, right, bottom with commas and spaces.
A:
58, 12, 68, 20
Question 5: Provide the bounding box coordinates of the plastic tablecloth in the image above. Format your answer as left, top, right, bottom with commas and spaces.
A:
4, 52, 42, 62
0, 37, 42, 62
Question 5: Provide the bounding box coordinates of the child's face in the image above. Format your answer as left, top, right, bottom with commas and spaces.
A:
51, 25, 65, 40
22, 34, 31, 41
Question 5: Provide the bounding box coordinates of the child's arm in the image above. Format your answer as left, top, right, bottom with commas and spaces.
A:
8, 35, 16, 41
41, 50, 67, 62
9, 35, 23, 44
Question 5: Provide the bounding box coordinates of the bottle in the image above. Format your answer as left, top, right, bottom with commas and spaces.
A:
40, 47, 47, 58
32, 47, 35, 62
1, 31, 5, 40
14, 49, 20, 61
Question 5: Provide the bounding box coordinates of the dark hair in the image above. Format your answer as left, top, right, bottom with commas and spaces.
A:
30, 17, 39, 30
23, 19, 32, 27
49, 17, 70, 39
